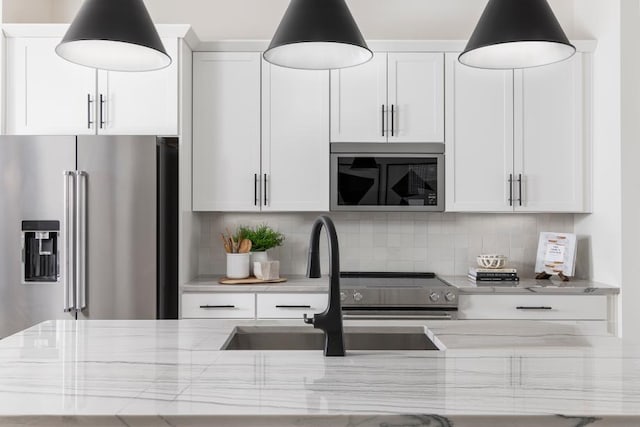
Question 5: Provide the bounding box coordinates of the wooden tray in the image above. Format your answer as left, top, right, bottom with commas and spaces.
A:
218, 276, 288, 285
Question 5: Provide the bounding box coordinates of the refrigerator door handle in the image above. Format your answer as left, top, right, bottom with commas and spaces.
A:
63, 171, 76, 313
75, 171, 88, 312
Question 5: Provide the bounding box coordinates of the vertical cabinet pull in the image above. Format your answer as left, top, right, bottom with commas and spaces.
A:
508, 174, 514, 206
391, 104, 395, 137
99, 94, 105, 129
263, 174, 268, 206
381, 104, 385, 137
517, 174, 523, 206
87, 94, 93, 129
254, 174, 259, 206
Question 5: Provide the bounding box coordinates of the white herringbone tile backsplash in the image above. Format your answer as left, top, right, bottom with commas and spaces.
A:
198, 212, 575, 278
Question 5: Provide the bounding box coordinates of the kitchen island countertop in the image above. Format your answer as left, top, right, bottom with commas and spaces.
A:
0, 318, 637, 426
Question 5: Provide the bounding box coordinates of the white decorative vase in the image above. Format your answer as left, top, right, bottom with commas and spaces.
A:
249, 251, 269, 275
226, 253, 250, 279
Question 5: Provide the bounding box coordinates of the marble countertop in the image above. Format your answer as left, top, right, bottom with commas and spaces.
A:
184, 274, 620, 296
0, 318, 637, 426
441, 276, 620, 295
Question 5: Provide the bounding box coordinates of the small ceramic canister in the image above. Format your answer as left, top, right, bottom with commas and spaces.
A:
226, 253, 250, 279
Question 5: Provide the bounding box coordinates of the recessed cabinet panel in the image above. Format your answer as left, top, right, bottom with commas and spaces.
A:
388, 53, 444, 143
192, 52, 262, 212
6, 37, 96, 135
262, 62, 330, 211
514, 54, 586, 212
330, 54, 388, 143
96, 38, 179, 136
445, 53, 514, 212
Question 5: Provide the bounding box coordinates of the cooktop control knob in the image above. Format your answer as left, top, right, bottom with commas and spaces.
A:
445, 292, 456, 302
353, 291, 364, 302
429, 291, 440, 302
340, 292, 346, 302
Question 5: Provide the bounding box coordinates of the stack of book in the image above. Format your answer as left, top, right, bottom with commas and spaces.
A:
468, 267, 519, 282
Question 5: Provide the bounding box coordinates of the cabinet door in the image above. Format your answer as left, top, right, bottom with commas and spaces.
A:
261, 62, 330, 211
514, 54, 586, 212
256, 293, 328, 319
192, 52, 261, 211
5, 37, 96, 135
388, 53, 444, 143
96, 38, 179, 136
445, 53, 515, 212
330, 53, 387, 143
182, 293, 255, 319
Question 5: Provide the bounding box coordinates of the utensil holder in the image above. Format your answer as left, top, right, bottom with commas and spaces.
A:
226, 253, 250, 279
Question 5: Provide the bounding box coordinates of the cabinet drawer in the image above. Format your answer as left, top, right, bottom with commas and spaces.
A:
182, 293, 255, 319
458, 295, 607, 320
257, 293, 327, 319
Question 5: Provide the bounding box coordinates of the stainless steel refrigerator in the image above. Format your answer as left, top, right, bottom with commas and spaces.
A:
0, 136, 178, 339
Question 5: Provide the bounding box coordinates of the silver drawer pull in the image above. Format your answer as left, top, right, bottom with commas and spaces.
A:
200, 305, 236, 309
276, 305, 312, 309
516, 306, 552, 310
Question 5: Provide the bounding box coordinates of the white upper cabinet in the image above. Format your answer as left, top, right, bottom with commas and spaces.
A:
445, 53, 514, 212
5, 35, 179, 136
445, 52, 590, 213
6, 37, 96, 135
261, 62, 330, 212
192, 53, 329, 212
97, 38, 178, 136
331, 52, 444, 143
192, 52, 262, 212
388, 53, 444, 143
330, 54, 387, 143
514, 54, 586, 212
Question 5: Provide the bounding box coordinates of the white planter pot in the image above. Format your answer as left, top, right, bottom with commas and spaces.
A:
226, 253, 250, 279
249, 251, 269, 275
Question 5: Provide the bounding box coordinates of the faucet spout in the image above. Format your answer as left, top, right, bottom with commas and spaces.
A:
305, 215, 345, 357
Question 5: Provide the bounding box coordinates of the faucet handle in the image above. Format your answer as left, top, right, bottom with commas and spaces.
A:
303, 313, 314, 325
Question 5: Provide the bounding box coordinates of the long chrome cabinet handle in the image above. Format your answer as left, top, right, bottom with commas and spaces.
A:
75, 171, 88, 312
391, 104, 395, 137
517, 174, 523, 206
87, 94, 94, 130
263, 174, 268, 206
99, 94, 105, 129
508, 174, 514, 206
63, 171, 76, 313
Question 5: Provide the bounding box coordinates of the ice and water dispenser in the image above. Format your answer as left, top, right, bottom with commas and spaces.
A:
22, 221, 60, 284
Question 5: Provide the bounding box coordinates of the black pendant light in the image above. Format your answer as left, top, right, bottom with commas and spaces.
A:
459, 0, 575, 69
55, 0, 171, 72
264, 0, 372, 70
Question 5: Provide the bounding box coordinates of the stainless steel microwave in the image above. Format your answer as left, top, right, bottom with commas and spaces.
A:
330, 143, 445, 212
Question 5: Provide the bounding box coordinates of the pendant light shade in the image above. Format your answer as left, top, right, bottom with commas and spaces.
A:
55, 0, 171, 72
459, 0, 575, 70
264, 0, 372, 70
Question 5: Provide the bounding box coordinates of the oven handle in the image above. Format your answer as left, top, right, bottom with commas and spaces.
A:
342, 313, 454, 320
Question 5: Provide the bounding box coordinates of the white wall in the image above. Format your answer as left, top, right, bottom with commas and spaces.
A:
2, 0, 55, 23
620, 0, 640, 343
6, 0, 576, 41
572, 0, 623, 331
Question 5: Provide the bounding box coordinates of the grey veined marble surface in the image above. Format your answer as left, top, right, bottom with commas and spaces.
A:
0, 319, 638, 427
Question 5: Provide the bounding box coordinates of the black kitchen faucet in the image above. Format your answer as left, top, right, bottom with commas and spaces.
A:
303, 215, 345, 357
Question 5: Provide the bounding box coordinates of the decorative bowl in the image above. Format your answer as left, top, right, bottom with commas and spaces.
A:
476, 254, 508, 269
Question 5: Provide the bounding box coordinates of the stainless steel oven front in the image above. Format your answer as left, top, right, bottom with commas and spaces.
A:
330, 143, 445, 212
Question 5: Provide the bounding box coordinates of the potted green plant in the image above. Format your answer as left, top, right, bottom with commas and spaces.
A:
238, 224, 285, 274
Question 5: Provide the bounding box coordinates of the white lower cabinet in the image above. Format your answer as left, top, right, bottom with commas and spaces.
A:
181, 293, 255, 319
458, 295, 607, 320
256, 293, 328, 319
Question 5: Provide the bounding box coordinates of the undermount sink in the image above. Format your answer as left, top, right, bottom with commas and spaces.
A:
221, 326, 442, 351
